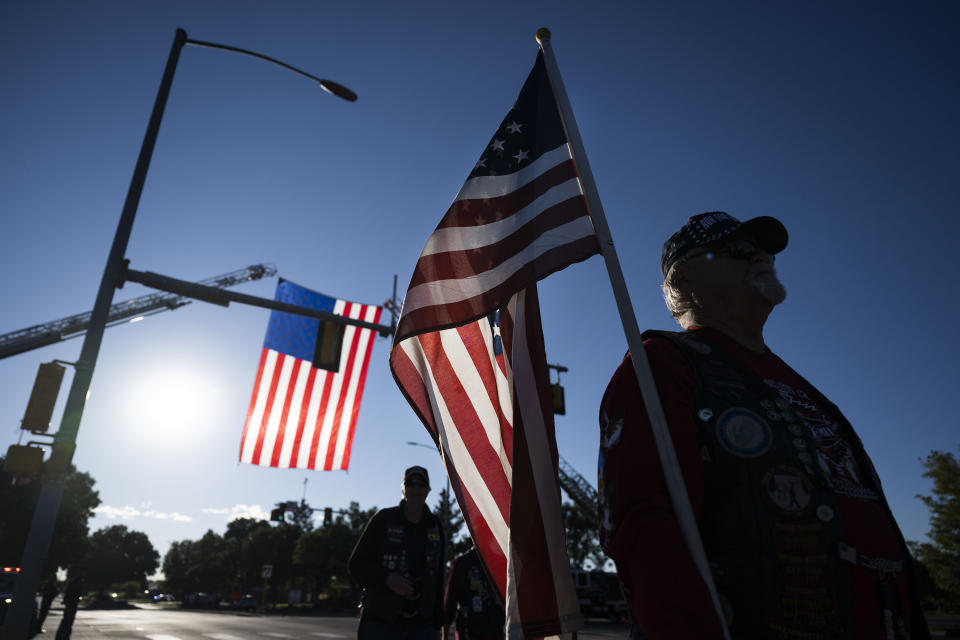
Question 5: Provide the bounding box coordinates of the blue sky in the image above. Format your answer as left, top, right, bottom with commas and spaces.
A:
1, 1, 958, 573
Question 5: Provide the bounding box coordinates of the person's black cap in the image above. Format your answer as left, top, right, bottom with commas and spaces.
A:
660, 211, 788, 277
403, 465, 430, 489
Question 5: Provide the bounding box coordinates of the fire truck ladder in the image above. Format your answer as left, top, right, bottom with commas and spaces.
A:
558, 455, 599, 522
0, 264, 277, 360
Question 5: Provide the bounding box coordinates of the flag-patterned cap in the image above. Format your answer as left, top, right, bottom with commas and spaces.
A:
660, 211, 788, 277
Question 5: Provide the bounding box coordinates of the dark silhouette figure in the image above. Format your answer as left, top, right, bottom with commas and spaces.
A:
55, 575, 83, 640
37, 578, 59, 629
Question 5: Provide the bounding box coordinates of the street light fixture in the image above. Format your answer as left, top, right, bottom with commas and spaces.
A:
4, 28, 356, 638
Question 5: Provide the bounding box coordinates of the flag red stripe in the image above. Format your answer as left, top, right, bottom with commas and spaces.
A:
416, 331, 511, 521
240, 348, 269, 458
449, 465, 509, 596
389, 348, 440, 439
396, 235, 599, 343
324, 303, 359, 470
251, 353, 286, 466
456, 322, 514, 466
341, 306, 382, 469
308, 369, 336, 469
270, 359, 302, 467
287, 365, 318, 467
409, 197, 591, 288
436, 160, 577, 229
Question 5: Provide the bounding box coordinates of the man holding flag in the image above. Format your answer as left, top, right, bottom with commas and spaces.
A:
599, 212, 930, 638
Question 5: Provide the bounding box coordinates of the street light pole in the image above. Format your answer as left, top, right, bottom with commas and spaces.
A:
3, 28, 355, 638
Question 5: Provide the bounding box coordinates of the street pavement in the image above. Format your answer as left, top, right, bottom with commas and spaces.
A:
38, 604, 634, 639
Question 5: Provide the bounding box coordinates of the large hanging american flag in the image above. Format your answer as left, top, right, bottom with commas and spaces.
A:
240, 280, 382, 471
390, 53, 598, 639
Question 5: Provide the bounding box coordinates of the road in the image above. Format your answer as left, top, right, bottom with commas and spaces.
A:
41, 604, 633, 639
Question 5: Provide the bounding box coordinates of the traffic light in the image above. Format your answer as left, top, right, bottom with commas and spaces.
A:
323, 507, 333, 526
22, 362, 66, 432
551, 383, 565, 415
313, 320, 345, 372
270, 507, 284, 522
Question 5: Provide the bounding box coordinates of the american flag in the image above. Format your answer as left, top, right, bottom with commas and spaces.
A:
240, 280, 382, 471
390, 53, 598, 638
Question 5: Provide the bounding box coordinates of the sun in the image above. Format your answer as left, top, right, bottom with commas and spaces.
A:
122, 364, 224, 443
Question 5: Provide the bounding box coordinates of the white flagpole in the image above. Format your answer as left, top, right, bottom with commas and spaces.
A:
536, 28, 731, 639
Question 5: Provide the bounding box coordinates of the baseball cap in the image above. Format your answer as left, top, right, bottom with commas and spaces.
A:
660, 211, 788, 277
403, 465, 430, 489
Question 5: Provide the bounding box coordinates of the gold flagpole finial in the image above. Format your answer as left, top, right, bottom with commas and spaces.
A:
536, 27, 551, 44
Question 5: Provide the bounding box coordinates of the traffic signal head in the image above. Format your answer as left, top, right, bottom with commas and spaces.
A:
22, 362, 66, 432
270, 507, 285, 522
323, 507, 333, 526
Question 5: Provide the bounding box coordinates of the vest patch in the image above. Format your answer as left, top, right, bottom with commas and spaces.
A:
762, 465, 814, 516
715, 408, 772, 458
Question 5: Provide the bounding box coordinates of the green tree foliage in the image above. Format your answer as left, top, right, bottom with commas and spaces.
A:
293, 521, 356, 597
914, 447, 960, 599
562, 501, 605, 570
290, 500, 315, 534
86, 525, 159, 597
433, 486, 469, 561
0, 458, 100, 575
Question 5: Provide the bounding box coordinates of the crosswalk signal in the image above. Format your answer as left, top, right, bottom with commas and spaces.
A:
323, 507, 333, 527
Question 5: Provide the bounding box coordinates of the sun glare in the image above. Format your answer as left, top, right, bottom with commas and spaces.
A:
124, 365, 223, 443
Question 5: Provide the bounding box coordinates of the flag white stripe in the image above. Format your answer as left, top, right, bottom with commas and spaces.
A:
400, 337, 511, 557
240, 349, 279, 463
454, 144, 573, 201
311, 299, 347, 469
260, 355, 295, 465
331, 304, 376, 469
296, 369, 325, 469
422, 178, 584, 256
276, 359, 309, 466
441, 328, 513, 479
403, 216, 596, 313
512, 292, 580, 618
477, 317, 514, 430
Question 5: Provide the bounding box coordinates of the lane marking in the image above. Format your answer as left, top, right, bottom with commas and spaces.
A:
146, 635, 184, 640
260, 634, 294, 638
311, 634, 347, 638
205, 635, 246, 640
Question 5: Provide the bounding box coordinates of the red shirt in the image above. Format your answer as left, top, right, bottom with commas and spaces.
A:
599, 327, 916, 639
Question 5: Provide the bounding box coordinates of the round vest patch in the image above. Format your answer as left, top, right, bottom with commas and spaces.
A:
715, 408, 772, 458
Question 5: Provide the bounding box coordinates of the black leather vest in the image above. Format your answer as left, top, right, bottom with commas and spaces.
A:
362, 505, 444, 624
454, 550, 504, 637
645, 330, 869, 639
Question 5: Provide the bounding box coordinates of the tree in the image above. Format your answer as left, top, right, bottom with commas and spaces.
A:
162, 540, 195, 597
0, 458, 101, 575
433, 487, 469, 562
915, 447, 960, 599
293, 522, 356, 599
562, 501, 605, 570
86, 525, 159, 598
290, 500, 315, 534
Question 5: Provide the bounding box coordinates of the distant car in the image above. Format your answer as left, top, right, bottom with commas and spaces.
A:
0, 567, 38, 630
153, 593, 175, 602
181, 592, 221, 609
231, 594, 258, 612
